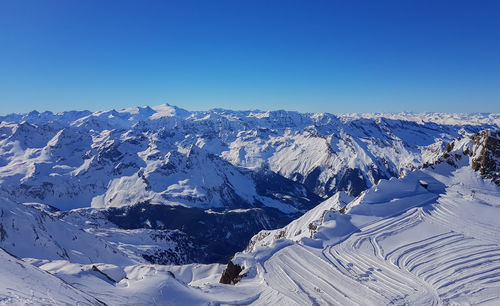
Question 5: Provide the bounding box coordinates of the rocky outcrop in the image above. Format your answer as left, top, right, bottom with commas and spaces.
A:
91, 265, 117, 284
219, 261, 245, 284
426, 129, 500, 186
471, 130, 500, 186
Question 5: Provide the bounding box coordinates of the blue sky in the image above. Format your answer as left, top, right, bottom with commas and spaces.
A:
0, 0, 499, 114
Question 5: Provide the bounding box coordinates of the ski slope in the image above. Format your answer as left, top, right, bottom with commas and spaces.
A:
224, 166, 500, 305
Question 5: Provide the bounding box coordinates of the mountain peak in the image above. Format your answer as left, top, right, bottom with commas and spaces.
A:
150, 104, 191, 119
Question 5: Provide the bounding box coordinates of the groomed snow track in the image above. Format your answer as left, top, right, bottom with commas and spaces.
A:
236, 170, 500, 305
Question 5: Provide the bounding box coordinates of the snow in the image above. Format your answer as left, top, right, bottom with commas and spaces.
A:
0, 196, 135, 265
150, 104, 191, 119
338, 112, 500, 127
25, 260, 212, 305
0, 105, 496, 211
5, 158, 496, 304
0, 249, 103, 305
221, 166, 500, 305
1, 105, 500, 304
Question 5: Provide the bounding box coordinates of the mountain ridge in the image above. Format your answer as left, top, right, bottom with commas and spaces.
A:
0, 106, 499, 304
1, 105, 498, 264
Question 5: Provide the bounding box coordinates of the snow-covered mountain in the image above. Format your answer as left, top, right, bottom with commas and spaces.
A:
245, 128, 500, 252
1, 105, 496, 210
1, 122, 498, 305
216, 128, 500, 304
1, 106, 500, 305
2, 105, 497, 263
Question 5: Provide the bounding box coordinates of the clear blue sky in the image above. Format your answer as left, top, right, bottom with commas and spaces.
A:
1, 0, 499, 114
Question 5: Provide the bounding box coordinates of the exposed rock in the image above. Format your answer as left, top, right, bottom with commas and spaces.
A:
219, 261, 245, 284
471, 130, 500, 186
0, 223, 7, 241
92, 265, 117, 283
427, 129, 500, 186
419, 180, 429, 189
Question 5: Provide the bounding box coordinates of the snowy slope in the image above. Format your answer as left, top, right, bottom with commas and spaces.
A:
0, 196, 134, 265
16, 128, 496, 306
222, 167, 500, 304
24, 259, 214, 305
210, 130, 500, 305
0, 248, 105, 305
0, 195, 208, 267
6, 162, 499, 305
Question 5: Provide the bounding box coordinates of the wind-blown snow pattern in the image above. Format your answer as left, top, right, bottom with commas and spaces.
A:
1, 106, 500, 305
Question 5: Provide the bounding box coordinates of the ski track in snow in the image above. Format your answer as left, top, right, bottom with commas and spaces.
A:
231, 169, 500, 305
245, 208, 500, 305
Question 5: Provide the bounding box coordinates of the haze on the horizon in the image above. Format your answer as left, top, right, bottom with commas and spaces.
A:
1, 0, 499, 115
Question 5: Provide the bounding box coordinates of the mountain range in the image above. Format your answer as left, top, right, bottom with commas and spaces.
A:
0, 105, 499, 305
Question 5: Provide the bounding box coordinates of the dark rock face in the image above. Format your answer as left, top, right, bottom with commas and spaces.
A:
91, 265, 117, 284
471, 130, 500, 186
335, 168, 368, 197
0, 223, 7, 241
303, 166, 322, 195
219, 261, 244, 284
